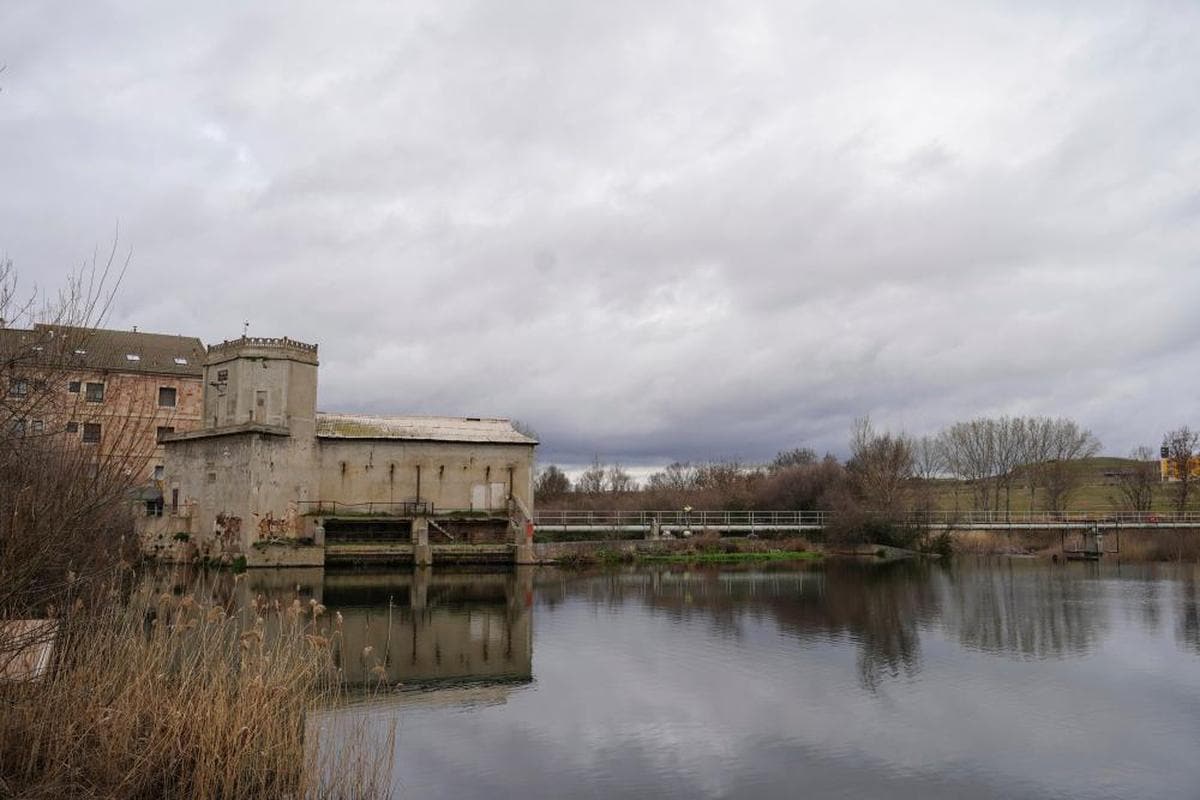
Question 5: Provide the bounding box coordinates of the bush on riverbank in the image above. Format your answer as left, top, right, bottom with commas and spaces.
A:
0, 584, 394, 800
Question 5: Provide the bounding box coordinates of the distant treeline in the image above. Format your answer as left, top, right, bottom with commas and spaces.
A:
536, 416, 1200, 516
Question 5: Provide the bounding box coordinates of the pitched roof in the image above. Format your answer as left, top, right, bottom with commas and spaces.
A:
316, 413, 537, 445
26, 324, 205, 377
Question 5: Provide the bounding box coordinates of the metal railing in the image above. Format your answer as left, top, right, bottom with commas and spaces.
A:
532, 510, 828, 528
531, 509, 1200, 529
299, 500, 432, 516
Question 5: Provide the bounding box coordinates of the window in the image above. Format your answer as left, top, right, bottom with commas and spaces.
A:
7, 419, 26, 436
171, 488, 179, 512
153, 465, 164, 480
125, 353, 141, 362
8, 378, 28, 398
158, 387, 177, 407
30, 420, 43, 434
173, 357, 188, 366
82, 423, 101, 443
85, 382, 104, 402
216, 369, 229, 383
68, 380, 80, 393
66, 421, 78, 433
156, 426, 175, 443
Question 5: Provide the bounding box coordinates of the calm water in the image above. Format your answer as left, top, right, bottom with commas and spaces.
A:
231, 560, 1200, 798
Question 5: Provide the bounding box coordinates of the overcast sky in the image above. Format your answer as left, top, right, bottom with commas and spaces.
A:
2, 1, 1199, 469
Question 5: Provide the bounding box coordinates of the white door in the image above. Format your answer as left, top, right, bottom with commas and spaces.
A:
490, 482, 507, 510
471, 484, 487, 511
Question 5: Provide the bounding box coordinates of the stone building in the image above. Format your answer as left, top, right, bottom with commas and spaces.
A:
153, 335, 537, 567
0, 323, 205, 482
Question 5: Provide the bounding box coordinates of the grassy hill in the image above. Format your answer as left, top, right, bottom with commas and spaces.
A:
927, 457, 1186, 513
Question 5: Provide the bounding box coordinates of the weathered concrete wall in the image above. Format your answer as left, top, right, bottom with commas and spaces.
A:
162, 432, 258, 558
203, 339, 318, 433
315, 439, 534, 513
246, 542, 324, 568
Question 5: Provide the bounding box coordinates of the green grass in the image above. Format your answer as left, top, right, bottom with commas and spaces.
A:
926, 457, 1191, 513
638, 550, 822, 564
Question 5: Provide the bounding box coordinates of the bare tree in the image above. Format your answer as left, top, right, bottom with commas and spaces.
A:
0, 246, 140, 619
575, 456, 606, 494
770, 447, 817, 472
646, 462, 697, 493
911, 434, 946, 513
1041, 419, 1101, 511
1019, 416, 1055, 510
1113, 446, 1158, 513
1162, 427, 1200, 512
605, 463, 636, 494
534, 464, 571, 499
847, 416, 914, 514
942, 418, 996, 511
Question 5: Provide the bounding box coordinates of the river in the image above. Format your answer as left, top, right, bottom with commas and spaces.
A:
211, 558, 1200, 798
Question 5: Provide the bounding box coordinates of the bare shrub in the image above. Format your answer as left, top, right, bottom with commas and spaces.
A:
0, 582, 394, 799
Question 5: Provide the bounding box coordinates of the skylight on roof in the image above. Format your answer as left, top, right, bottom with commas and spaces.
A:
74, 349, 86, 355
173, 357, 188, 365
125, 354, 141, 361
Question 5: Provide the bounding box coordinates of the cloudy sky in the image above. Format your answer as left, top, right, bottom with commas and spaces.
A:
2, 0, 1199, 469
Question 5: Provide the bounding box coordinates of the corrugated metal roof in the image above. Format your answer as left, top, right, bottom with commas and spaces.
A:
0, 324, 205, 377
316, 413, 537, 445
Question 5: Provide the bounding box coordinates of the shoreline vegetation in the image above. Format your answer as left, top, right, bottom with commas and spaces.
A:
0, 579, 396, 800
638, 550, 822, 564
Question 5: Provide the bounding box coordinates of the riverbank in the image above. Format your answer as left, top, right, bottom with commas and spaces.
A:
0, 584, 394, 800
538, 535, 825, 567
953, 528, 1200, 561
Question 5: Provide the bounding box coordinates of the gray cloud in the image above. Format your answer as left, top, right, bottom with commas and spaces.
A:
3, 0, 1200, 468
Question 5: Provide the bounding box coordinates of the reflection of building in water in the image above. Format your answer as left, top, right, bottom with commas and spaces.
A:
245, 568, 534, 688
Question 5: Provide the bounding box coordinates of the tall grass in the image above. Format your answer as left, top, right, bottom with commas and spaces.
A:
0, 581, 394, 799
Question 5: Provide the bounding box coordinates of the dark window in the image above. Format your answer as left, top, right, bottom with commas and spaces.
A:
82, 422, 101, 443
9, 378, 28, 398
85, 382, 104, 403
156, 426, 175, 443
171, 488, 179, 512
216, 369, 229, 383
158, 387, 177, 407
153, 465, 164, 480
145, 499, 163, 517
30, 420, 43, 434
68, 380, 81, 393
66, 421, 78, 433
8, 419, 26, 436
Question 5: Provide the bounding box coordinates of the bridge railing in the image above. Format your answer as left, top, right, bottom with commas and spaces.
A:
299, 500, 433, 517
532, 510, 829, 527
531, 509, 1200, 528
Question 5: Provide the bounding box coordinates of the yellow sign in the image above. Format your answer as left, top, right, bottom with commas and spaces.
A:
1161, 457, 1200, 481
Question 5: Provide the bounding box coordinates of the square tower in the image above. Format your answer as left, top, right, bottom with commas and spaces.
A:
202, 337, 319, 435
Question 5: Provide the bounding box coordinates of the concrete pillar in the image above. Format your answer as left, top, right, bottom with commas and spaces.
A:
410, 567, 429, 610
412, 518, 432, 567
648, 519, 661, 540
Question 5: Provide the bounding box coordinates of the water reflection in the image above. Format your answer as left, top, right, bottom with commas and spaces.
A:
145, 566, 534, 690
149, 560, 1200, 799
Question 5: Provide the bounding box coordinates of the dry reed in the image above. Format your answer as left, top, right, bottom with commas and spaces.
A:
0, 582, 395, 799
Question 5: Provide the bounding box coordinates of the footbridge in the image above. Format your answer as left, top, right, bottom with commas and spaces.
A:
532, 510, 1200, 536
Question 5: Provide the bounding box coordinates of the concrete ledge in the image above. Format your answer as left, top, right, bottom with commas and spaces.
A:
246, 543, 325, 568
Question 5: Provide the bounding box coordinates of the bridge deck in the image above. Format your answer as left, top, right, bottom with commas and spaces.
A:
532, 510, 1200, 532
